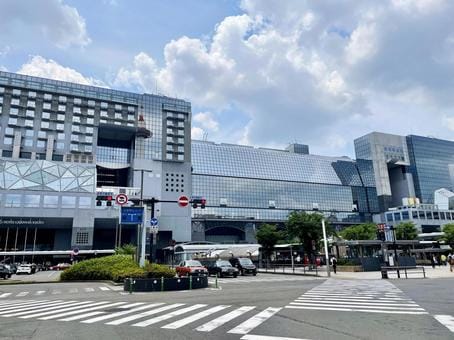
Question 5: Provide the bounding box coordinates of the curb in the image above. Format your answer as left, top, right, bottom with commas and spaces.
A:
257, 270, 319, 277
0, 279, 121, 286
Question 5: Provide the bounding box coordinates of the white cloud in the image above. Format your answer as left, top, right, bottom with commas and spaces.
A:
191, 127, 205, 140
18, 56, 106, 87
193, 112, 219, 132
0, 66, 7, 72
114, 0, 454, 156
0, 0, 90, 49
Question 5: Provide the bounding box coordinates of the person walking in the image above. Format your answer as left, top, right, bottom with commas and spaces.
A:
448, 253, 453, 273
330, 256, 337, 274
431, 254, 437, 269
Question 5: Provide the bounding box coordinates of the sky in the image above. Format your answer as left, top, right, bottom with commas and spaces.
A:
1, 0, 454, 158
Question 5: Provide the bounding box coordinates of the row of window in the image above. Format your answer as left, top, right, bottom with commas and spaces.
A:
386, 209, 454, 222
2, 194, 92, 209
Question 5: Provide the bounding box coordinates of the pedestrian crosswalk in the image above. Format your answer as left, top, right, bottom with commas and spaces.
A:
208, 275, 315, 285
0, 285, 122, 298
285, 279, 428, 315
0, 298, 281, 335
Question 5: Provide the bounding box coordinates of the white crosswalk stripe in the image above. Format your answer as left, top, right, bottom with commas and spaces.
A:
209, 276, 311, 285
0, 293, 12, 298
1, 299, 281, 335
16, 292, 29, 297
1, 286, 119, 298
434, 315, 454, 333
98, 286, 110, 291
84, 288, 95, 292
285, 279, 428, 315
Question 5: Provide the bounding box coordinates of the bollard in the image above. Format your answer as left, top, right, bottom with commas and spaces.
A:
129, 278, 133, 294
189, 275, 193, 290
215, 273, 218, 289
161, 277, 164, 291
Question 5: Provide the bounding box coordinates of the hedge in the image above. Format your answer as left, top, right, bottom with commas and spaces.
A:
143, 263, 176, 278
60, 255, 146, 282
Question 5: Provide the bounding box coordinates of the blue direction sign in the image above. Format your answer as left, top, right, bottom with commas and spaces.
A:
150, 218, 158, 226
120, 207, 144, 224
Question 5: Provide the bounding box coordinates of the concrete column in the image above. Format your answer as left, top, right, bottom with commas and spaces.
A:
12, 130, 22, 159
46, 135, 55, 160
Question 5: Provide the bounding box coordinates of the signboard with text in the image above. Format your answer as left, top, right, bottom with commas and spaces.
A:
120, 207, 144, 224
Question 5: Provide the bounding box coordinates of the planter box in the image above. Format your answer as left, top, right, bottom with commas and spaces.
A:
336, 265, 363, 272
124, 276, 208, 292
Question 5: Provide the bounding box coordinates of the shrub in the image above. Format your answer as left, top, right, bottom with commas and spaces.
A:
143, 262, 176, 278
115, 244, 136, 255
336, 258, 359, 266
60, 255, 146, 282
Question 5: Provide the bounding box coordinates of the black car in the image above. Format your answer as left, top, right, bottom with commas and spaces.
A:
229, 257, 257, 276
204, 260, 239, 278
0, 264, 12, 279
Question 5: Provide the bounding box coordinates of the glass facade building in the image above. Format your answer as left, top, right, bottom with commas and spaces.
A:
0, 71, 192, 258
191, 141, 379, 243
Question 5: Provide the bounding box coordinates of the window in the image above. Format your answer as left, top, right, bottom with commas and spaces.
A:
38, 131, 46, 138
43, 102, 51, 110
26, 109, 35, 117
79, 197, 92, 208
4, 127, 14, 135
25, 130, 34, 137
58, 104, 66, 111
71, 134, 79, 141
19, 151, 32, 159
75, 232, 89, 244
88, 100, 95, 107
177, 154, 184, 161
62, 196, 76, 208
0, 87, 4, 93
73, 106, 81, 114
36, 153, 46, 160
12, 89, 21, 96
100, 102, 108, 108
57, 133, 65, 140
56, 142, 65, 149
28, 91, 36, 98
8, 117, 17, 125
3, 137, 12, 145
115, 104, 122, 111
24, 195, 40, 208
59, 96, 67, 103
27, 101, 35, 108
402, 211, 409, 220
24, 139, 33, 147
74, 98, 82, 105
127, 114, 134, 121
2, 150, 12, 157
85, 136, 93, 143
85, 145, 93, 152
41, 121, 50, 129
9, 107, 19, 116
5, 194, 21, 207
37, 140, 46, 148
56, 123, 64, 131
57, 114, 65, 121
52, 154, 63, 161
128, 106, 135, 112
11, 98, 20, 106
72, 116, 80, 123
44, 93, 52, 100
87, 109, 94, 116
24, 119, 34, 127
86, 127, 93, 134
86, 118, 94, 125
43, 196, 58, 208
72, 125, 80, 132
115, 113, 122, 119
100, 110, 108, 117
42, 111, 50, 119
419, 211, 425, 219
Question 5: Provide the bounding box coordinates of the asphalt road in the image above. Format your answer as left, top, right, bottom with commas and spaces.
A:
0, 273, 453, 340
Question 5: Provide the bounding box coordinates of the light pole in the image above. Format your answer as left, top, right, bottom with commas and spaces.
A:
321, 218, 331, 277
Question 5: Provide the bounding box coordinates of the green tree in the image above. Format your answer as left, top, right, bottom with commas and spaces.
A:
395, 222, 418, 240
256, 224, 282, 262
442, 223, 454, 245
340, 223, 376, 240
115, 243, 136, 255
286, 211, 331, 260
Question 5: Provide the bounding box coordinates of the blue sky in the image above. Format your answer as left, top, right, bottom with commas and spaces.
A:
2, 0, 454, 158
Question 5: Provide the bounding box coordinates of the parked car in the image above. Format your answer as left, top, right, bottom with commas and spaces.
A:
8, 263, 17, 274
204, 260, 239, 278
49, 263, 71, 271
0, 264, 12, 279
229, 257, 257, 276
16, 264, 37, 275
176, 260, 208, 277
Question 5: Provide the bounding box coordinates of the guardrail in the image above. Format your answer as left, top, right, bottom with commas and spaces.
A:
381, 266, 426, 279
258, 264, 319, 276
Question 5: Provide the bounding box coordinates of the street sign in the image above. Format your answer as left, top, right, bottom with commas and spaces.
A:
177, 195, 189, 207
72, 248, 79, 256
115, 194, 128, 205
120, 207, 144, 224
150, 217, 158, 226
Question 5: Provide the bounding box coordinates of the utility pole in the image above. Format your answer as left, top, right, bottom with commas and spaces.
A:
391, 226, 400, 278
322, 219, 331, 278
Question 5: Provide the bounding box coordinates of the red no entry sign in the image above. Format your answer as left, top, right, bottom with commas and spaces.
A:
115, 193, 128, 205
178, 195, 189, 207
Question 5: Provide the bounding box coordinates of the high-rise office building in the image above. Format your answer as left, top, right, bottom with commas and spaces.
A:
0, 71, 192, 257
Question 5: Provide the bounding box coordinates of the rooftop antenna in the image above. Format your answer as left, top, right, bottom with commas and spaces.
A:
203, 132, 208, 141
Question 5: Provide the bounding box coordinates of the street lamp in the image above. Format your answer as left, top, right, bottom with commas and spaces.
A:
312, 203, 330, 277
389, 225, 400, 278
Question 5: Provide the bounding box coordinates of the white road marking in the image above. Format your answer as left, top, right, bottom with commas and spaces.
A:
52, 290, 62, 295
0, 300, 68, 315
16, 292, 29, 297
99, 287, 110, 291
47, 272, 57, 278
228, 307, 282, 334
196, 306, 256, 332
80, 303, 159, 323
35, 291, 45, 295
60, 311, 105, 321
241, 335, 311, 340
289, 302, 424, 310
39, 302, 127, 320
18, 301, 104, 319
434, 315, 454, 333
293, 299, 419, 307
285, 305, 428, 314
106, 303, 176, 325
132, 304, 207, 327
84, 288, 95, 292
0, 300, 44, 309
0, 293, 12, 298
162, 305, 230, 329
69, 288, 78, 293
109, 286, 123, 291
295, 297, 414, 303
7, 301, 89, 318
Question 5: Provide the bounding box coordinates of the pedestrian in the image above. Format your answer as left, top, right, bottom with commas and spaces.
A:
448, 253, 454, 273
431, 254, 437, 269
441, 254, 447, 266
330, 256, 337, 274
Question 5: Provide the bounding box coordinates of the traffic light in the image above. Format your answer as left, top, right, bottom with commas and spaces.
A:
96, 194, 113, 206
191, 196, 206, 209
